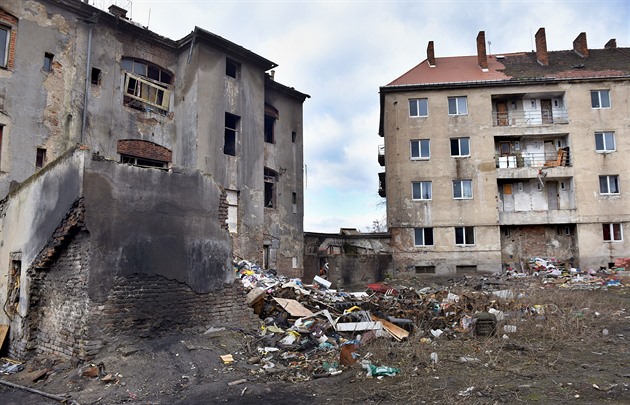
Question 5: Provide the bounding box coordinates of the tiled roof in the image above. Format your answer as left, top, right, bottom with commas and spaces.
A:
387, 48, 630, 87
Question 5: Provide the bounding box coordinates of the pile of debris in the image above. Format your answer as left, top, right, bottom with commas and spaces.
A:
506, 257, 630, 289
232, 260, 537, 381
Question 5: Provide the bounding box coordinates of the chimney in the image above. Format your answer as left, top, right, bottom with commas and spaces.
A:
573, 32, 589, 57
476, 31, 488, 71
427, 41, 436, 67
108, 5, 128, 19
270, 70, 275, 81
605, 38, 617, 49
535, 28, 549, 66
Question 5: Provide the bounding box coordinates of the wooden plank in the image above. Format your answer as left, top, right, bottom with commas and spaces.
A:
0, 324, 8, 351
371, 315, 409, 341
272, 297, 314, 318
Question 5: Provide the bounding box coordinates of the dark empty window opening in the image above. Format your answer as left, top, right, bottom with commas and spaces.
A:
91, 67, 102, 85
36, 148, 46, 169
226, 58, 240, 79
292, 131, 297, 143
292, 192, 297, 214
43, 52, 54, 72
415, 266, 436, 274
224, 113, 239, 156
120, 154, 167, 169
264, 115, 275, 143
264, 168, 277, 208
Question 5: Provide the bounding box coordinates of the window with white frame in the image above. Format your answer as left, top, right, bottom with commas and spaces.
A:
455, 226, 475, 245
412, 181, 432, 200
121, 58, 173, 114
595, 131, 615, 152
453, 179, 473, 199
450, 137, 470, 157
591, 90, 611, 109
448, 96, 468, 115
599, 175, 620, 195
603, 223, 623, 242
410, 139, 430, 159
409, 98, 428, 117
414, 227, 434, 246
0, 26, 9, 68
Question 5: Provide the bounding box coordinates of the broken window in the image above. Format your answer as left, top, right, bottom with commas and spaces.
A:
120, 154, 167, 169
121, 58, 172, 114
448, 96, 468, 115
412, 181, 432, 200
224, 113, 239, 156
453, 179, 473, 199
455, 226, 475, 245
595, 131, 615, 152
43, 52, 54, 72
226, 58, 240, 79
264, 167, 277, 208
0, 26, 9, 68
414, 227, 434, 246
226, 189, 239, 233
599, 175, 619, 195
411, 139, 430, 159
450, 137, 470, 157
292, 131, 297, 143
91, 67, 102, 85
591, 90, 611, 109
603, 223, 623, 242
36, 148, 46, 169
264, 115, 275, 143
292, 192, 297, 214
409, 98, 428, 117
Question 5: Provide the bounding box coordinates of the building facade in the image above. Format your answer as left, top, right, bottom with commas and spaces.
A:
379, 28, 629, 276
0, 0, 307, 359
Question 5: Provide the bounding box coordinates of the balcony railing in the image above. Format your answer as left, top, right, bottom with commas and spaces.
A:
378, 145, 385, 166
495, 148, 570, 169
492, 109, 568, 126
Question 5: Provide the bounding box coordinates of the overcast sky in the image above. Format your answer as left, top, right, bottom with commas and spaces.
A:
103, 0, 629, 233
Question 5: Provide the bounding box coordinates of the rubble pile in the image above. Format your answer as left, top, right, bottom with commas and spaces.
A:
506, 257, 630, 288
232, 257, 630, 382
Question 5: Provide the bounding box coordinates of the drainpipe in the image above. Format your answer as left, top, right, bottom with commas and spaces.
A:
81, 25, 93, 144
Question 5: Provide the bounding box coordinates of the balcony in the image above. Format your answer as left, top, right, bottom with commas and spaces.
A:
495, 148, 570, 169
378, 172, 386, 197
378, 145, 385, 166
492, 109, 568, 126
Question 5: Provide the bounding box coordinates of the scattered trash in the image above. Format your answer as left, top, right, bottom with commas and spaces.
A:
361, 360, 400, 377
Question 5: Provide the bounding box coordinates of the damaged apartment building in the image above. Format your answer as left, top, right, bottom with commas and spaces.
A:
0, 0, 308, 359
379, 28, 629, 275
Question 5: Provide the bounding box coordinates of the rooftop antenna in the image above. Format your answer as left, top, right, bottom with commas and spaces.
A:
487, 40, 492, 56
530, 27, 534, 51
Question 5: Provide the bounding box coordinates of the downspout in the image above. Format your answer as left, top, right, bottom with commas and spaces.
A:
80, 25, 93, 144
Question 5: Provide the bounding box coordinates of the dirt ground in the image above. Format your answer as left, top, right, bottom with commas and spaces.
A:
1, 275, 630, 404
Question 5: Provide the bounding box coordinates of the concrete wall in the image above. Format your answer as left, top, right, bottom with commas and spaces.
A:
263, 82, 305, 277
303, 232, 392, 289
83, 158, 233, 300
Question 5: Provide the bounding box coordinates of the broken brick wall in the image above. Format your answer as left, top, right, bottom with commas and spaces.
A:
500, 225, 577, 270
94, 274, 259, 339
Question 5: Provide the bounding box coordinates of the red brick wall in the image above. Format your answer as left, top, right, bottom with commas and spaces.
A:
117, 139, 172, 162
0, 9, 18, 70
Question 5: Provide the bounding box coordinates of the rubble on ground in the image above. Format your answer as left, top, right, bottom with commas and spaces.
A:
233, 257, 630, 382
